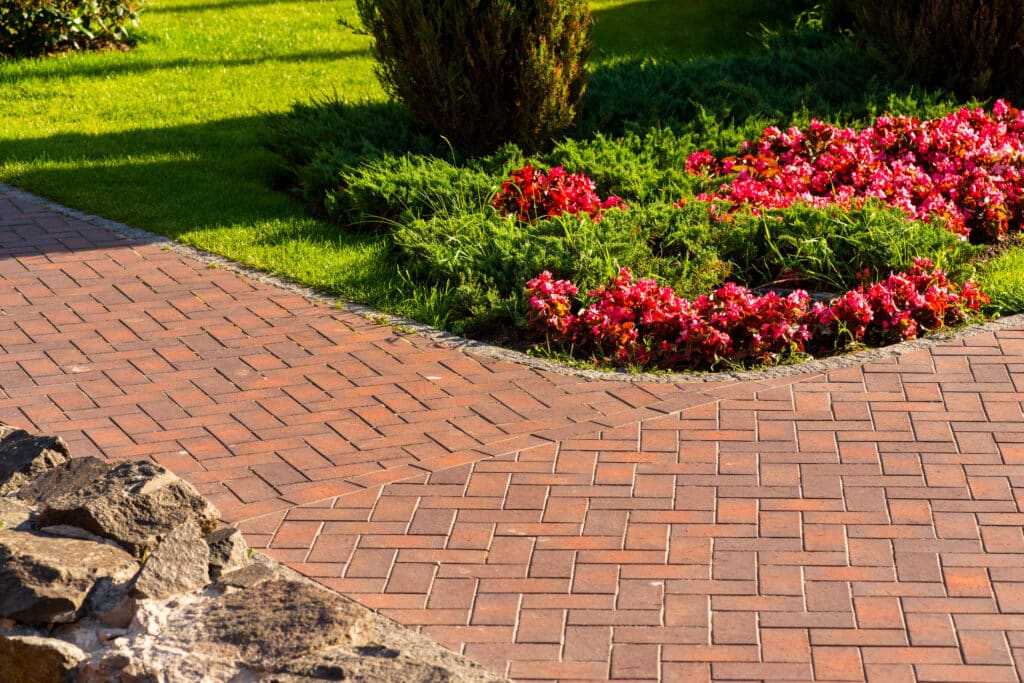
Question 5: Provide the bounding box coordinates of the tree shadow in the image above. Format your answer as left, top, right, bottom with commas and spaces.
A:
4, 47, 369, 83
588, 0, 811, 61
0, 114, 382, 251
576, 29, 952, 138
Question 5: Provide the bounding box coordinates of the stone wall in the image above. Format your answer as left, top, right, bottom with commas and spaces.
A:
0, 423, 505, 682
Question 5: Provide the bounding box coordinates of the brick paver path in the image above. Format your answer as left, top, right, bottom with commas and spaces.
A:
4, 187, 1024, 682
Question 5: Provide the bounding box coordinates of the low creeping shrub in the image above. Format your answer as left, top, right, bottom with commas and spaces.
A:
393, 209, 650, 337
325, 155, 494, 230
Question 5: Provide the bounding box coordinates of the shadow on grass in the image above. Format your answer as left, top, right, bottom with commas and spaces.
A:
0, 113, 385, 263
6, 47, 370, 83
576, 31, 950, 138
589, 0, 807, 60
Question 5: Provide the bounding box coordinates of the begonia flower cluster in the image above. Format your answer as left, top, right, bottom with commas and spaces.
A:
688, 101, 1024, 242
525, 259, 987, 370
492, 165, 626, 222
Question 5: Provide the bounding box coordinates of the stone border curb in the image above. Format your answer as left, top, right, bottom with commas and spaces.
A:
6, 182, 1022, 384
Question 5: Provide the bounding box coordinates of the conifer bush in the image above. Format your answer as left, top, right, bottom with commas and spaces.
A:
851, 0, 1024, 101
355, 0, 592, 155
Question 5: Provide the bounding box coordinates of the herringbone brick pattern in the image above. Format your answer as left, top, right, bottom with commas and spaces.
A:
5, 186, 1024, 681
0, 191, 783, 522
261, 339, 1024, 681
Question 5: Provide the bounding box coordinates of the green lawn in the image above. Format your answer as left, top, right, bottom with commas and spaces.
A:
0, 0, 791, 317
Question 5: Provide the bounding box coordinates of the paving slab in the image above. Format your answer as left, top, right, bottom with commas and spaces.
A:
3, 185, 1024, 681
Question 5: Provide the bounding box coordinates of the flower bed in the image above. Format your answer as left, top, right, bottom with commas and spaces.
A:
526, 259, 988, 371
492, 165, 626, 222
687, 101, 1024, 243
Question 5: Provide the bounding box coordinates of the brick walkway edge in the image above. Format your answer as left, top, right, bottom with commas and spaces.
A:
4, 186, 1024, 682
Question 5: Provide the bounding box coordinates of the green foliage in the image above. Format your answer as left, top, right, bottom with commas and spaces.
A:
354, 0, 592, 155
543, 130, 698, 205
393, 210, 651, 337
0, 0, 142, 56
266, 98, 442, 216
595, 203, 731, 298
977, 239, 1024, 315
576, 28, 961, 140
324, 155, 495, 230
710, 203, 977, 292
850, 0, 1024, 101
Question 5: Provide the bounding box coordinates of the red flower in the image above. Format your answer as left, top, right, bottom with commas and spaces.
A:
493, 166, 627, 223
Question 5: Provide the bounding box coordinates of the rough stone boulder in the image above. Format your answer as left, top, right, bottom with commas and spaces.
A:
205, 527, 249, 580
270, 648, 460, 682
0, 497, 33, 530
132, 522, 210, 600
16, 456, 109, 505
193, 579, 375, 664
0, 530, 137, 625
0, 633, 87, 683
37, 460, 219, 556
80, 578, 375, 681
0, 425, 70, 496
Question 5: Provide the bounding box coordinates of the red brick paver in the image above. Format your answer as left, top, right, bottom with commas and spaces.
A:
4, 186, 1024, 682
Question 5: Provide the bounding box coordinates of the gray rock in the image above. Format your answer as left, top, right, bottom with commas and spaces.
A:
269, 648, 456, 682
0, 633, 87, 683
76, 580, 376, 682
17, 456, 109, 505
195, 579, 374, 664
0, 530, 138, 625
76, 650, 160, 683
37, 460, 220, 556
214, 559, 276, 589
132, 522, 210, 600
205, 527, 249, 580
0, 497, 33, 530
0, 426, 71, 496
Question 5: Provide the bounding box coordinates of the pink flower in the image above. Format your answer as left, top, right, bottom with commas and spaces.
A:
689, 103, 1024, 242
525, 262, 988, 371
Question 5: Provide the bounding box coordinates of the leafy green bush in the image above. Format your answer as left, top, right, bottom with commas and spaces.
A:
597, 203, 731, 298
850, 0, 1024, 101
543, 130, 698, 204
0, 0, 142, 56
354, 0, 592, 155
976, 238, 1024, 315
